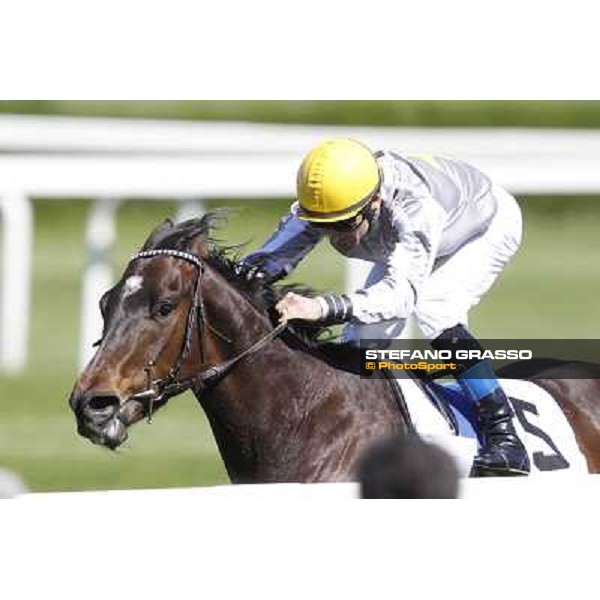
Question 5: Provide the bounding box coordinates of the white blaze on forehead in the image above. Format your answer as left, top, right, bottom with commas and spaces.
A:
124, 275, 144, 296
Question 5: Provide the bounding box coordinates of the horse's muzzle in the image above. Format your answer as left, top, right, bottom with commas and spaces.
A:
69, 391, 129, 449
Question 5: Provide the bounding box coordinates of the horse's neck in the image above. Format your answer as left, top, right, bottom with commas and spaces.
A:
195, 273, 318, 480
200, 272, 283, 365
193, 270, 403, 483
201, 276, 312, 406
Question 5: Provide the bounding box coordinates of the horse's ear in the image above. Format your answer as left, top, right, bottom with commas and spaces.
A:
183, 221, 211, 257
142, 219, 174, 250
181, 213, 228, 257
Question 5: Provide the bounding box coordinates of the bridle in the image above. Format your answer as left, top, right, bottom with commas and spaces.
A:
116, 248, 286, 424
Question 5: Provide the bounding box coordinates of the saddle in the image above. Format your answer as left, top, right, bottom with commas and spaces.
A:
383, 372, 588, 476
383, 370, 463, 436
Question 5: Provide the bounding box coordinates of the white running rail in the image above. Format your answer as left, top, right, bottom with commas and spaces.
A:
3, 116, 600, 372
19, 474, 600, 501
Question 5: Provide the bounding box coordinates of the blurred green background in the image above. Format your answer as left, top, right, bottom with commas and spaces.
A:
1, 101, 600, 492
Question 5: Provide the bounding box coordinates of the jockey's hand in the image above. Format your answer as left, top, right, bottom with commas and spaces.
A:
276, 292, 322, 323
243, 264, 269, 283
236, 257, 286, 285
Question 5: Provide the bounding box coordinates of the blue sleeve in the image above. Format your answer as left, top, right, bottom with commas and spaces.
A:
242, 209, 323, 280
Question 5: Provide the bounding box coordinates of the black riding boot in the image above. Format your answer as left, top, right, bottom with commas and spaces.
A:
431, 324, 531, 476
471, 388, 531, 477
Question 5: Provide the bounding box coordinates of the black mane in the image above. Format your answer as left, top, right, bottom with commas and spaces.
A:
144, 213, 338, 349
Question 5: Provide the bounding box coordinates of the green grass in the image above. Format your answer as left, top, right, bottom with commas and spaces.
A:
3, 100, 600, 127
471, 196, 600, 338
1, 195, 599, 491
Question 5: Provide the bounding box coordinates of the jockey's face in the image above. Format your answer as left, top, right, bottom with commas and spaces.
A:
326, 197, 382, 254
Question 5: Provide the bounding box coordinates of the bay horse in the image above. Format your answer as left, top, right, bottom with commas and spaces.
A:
69, 215, 600, 482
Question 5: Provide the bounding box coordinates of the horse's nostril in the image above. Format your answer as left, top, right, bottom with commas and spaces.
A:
87, 395, 120, 412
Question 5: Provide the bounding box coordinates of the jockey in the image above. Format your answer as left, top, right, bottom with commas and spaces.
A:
241, 138, 530, 477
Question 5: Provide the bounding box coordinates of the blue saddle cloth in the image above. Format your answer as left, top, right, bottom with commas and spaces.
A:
427, 380, 480, 441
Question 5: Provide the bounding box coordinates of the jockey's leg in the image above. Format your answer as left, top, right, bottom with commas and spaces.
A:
431, 324, 530, 476
414, 184, 529, 475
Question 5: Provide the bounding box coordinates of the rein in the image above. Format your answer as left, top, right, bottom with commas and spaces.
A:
119, 249, 286, 424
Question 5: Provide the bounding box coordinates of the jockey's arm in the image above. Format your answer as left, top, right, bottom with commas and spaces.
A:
320, 190, 447, 325
241, 204, 323, 283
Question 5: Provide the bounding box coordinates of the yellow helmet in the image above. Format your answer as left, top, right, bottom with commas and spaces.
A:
296, 138, 380, 223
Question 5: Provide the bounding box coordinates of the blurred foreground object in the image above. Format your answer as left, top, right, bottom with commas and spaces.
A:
0, 468, 28, 498
357, 434, 459, 499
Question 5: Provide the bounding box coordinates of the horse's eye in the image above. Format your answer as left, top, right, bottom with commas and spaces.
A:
158, 300, 175, 317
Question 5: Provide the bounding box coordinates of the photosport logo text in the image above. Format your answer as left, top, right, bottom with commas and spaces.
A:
361, 346, 534, 378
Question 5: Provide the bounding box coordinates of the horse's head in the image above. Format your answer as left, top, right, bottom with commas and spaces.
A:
69, 216, 219, 450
